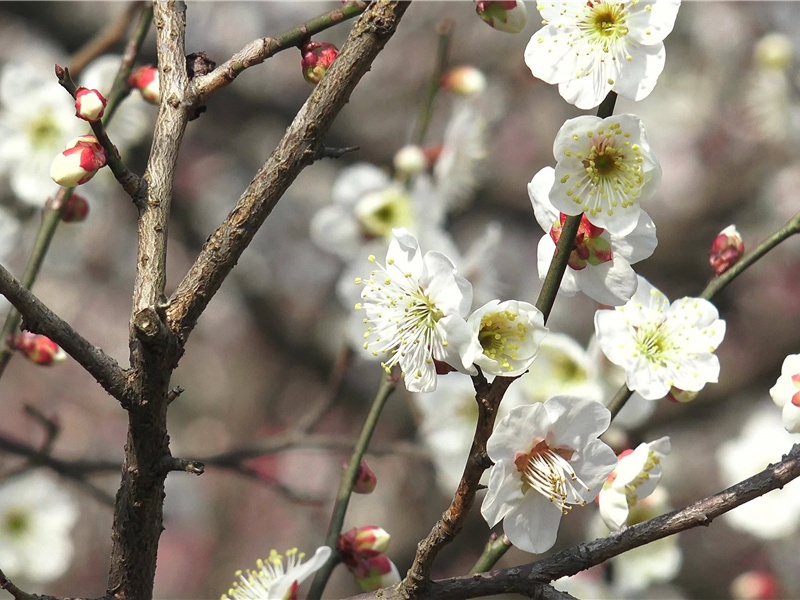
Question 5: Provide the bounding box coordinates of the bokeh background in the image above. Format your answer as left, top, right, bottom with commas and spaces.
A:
1, 2, 800, 598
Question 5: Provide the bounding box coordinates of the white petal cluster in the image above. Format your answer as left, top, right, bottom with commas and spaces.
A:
529, 166, 657, 305
550, 114, 661, 236
594, 276, 725, 400
525, 0, 681, 109
769, 353, 800, 434
0, 471, 79, 583
598, 436, 671, 531
357, 228, 480, 392
481, 396, 617, 554
222, 546, 331, 600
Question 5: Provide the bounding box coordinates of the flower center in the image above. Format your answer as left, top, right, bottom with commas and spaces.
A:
633, 322, 673, 363
478, 310, 527, 371
3, 508, 30, 538
514, 441, 589, 514
550, 212, 612, 270
355, 188, 414, 240
582, 1, 629, 48
26, 110, 62, 150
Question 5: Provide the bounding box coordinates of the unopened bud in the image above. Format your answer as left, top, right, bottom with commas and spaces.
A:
351, 554, 401, 592
731, 571, 779, 600
60, 192, 90, 222
129, 65, 160, 104
666, 387, 699, 403
301, 41, 339, 85
339, 526, 391, 558
475, 1, 527, 34
441, 65, 487, 96
353, 460, 378, 494
10, 332, 67, 366
709, 225, 744, 276
74, 87, 107, 122
393, 145, 427, 177
50, 135, 107, 188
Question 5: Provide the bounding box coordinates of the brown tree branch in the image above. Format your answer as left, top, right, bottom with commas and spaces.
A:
351, 443, 800, 599
0, 263, 128, 402
164, 0, 411, 345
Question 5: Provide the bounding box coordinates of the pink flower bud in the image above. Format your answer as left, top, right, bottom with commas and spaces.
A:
49, 135, 107, 188
441, 65, 487, 96
10, 332, 67, 366
353, 460, 378, 494
129, 65, 160, 104
339, 526, 391, 559
709, 224, 744, 276
475, 1, 527, 34
60, 192, 90, 222
351, 554, 401, 592
74, 87, 107, 122
301, 41, 339, 85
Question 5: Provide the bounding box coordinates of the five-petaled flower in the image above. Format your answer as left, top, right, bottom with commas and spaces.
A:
594, 276, 725, 400
481, 396, 617, 553
598, 436, 670, 531
468, 299, 548, 377
221, 546, 331, 600
356, 228, 480, 392
529, 166, 657, 305
769, 353, 800, 434
549, 114, 661, 237
525, 0, 682, 109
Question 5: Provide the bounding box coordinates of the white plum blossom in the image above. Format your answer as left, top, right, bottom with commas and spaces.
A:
529, 166, 657, 305
221, 546, 331, 600
357, 228, 480, 392
549, 114, 661, 236
594, 276, 725, 400
717, 402, 800, 539
468, 299, 548, 377
598, 436, 671, 531
769, 353, 800, 434
525, 0, 682, 109
0, 471, 79, 583
481, 397, 617, 553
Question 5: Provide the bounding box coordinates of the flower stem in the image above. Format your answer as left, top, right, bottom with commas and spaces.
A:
470, 534, 512, 574
307, 371, 398, 600
411, 19, 453, 147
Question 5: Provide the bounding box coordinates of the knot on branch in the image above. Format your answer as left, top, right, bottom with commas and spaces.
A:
159, 455, 205, 476
133, 307, 168, 343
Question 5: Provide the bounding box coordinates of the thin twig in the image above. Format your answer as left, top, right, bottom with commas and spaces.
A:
68, 2, 142, 77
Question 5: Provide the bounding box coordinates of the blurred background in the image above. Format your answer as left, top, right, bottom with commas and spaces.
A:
0, 2, 799, 598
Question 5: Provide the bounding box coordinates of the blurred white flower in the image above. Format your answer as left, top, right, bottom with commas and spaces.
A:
769, 353, 800, 434
529, 166, 657, 305
525, 0, 681, 109
468, 299, 547, 377
594, 276, 725, 400
718, 402, 800, 539
357, 228, 479, 392
0, 471, 79, 583
481, 397, 616, 553
221, 546, 331, 600
549, 114, 661, 236
598, 436, 671, 531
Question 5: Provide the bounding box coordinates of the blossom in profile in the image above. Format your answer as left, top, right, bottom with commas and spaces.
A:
468, 299, 548, 377
338, 527, 400, 592
594, 276, 725, 400
0, 471, 79, 583
769, 353, 800, 434
476, 1, 527, 34
549, 114, 661, 236
481, 396, 617, 553
598, 436, 671, 531
525, 0, 681, 109
529, 166, 657, 305
50, 134, 107, 187
221, 546, 331, 600
356, 228, 479, 392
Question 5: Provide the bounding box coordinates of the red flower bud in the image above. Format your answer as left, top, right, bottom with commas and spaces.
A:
10, 332, 67, 366
128, 65, 160, 104
475, 1, 527, 34
50, 135, 107, 188
353, 460, 377, 494
60, 192, 90, 223
709, 225, 744, 276
301, 41, 339, 85
339, 526, 391, 560
74, 87, 107, 122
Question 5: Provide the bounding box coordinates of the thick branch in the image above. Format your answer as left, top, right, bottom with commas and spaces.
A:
165, 0, 410, 344
0, 263, 128, 402
353, 444, 800, 599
